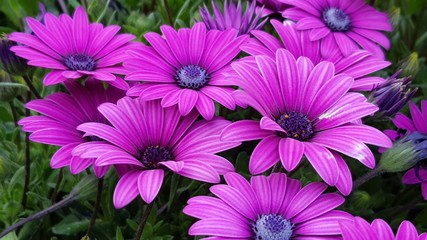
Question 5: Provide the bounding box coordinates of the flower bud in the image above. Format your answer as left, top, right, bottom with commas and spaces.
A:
372, 70, 416, 117
0, 36, 29, 76
379, 132, 427, 172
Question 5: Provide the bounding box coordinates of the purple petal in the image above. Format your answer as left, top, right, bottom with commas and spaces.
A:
249, 135, 280, 175
113, 170, 140, 208
279, 138, 304, 171
189, 219, 252, 237
137, 169, 164, 204
220, 120, 271, 142
303, 142, 339, 186
395, 221, 418, 240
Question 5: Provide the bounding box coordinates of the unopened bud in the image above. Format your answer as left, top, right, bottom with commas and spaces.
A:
0, 36, 29, 76
372, 70, 417, 117
379, 132, 427, 172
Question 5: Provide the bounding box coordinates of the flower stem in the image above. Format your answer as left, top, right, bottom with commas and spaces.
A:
9, 100, 21, 149
86, 177, 104, 237
0, 193, 77, 238
162, 0, 173, 26
22, 75, 42, 99
135, 202, 154, 240
352, 167, 383, 190
21, 91, 31, 209
51, 168, 64, 204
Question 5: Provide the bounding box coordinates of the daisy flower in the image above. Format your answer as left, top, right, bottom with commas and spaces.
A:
125, 23, 249, 120
281, 0, 392, 59
384, 100, 427, 199
184, 172, 353, 239
340, 216, 427, 240
221, 49, 392, 195
18, 79, 125, 177
9, 6, 135, 90
241, 20, 390, 91
74, 98, 238, 207
198, 0, 267, 36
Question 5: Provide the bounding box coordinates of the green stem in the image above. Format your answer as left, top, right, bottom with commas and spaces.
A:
23, 75, 42, 99
50, 168, 64, 204
135, 202, 154, 240
21, 91, 31, 209
352, 167, 383, 191
162, 0, 173, 26
9, 100, 21, 149
0, 194, 77, 238
86, 177, 104, 237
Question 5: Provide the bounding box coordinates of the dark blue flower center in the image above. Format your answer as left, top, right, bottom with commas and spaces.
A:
276, 112, 314, 141
84, 135, 104, 142
175, 65, 209, 90
322, 8, 351, 32
64, 54, 96, 71
253, 214, 293, 240
140, 145, 173, 169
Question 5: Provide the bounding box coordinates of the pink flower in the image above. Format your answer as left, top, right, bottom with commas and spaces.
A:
282, 0, 392, 59
74, 98, 238, 207
9, 6, 135, 90
340, 217, 427, 240
241, 20, 390, 91
125, 23, 248, 120
221, 49, 392, 195
385, 100, 427, 200
18, 79, 125, 177
184, 172, 353, 238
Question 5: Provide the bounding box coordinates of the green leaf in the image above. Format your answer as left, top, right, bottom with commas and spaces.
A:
115, 227, 124, 240
52, 215, 90, 236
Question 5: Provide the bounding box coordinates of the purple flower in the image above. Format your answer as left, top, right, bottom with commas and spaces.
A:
340, 217, 427, 240
384, 100, 427, 199
184, 172, 353, 238
9, 6, 135, 90
18, 79, 125, 177
74, 98, 238, 207
198, 0, 267, 35
125, 23, 248, 120
282, 0, 392, 59
372, 70, 417, 117
221, 49, 392, 195
241, 20, 390, 91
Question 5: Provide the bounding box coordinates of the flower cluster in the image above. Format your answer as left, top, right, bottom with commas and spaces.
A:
8, 1, 427, 238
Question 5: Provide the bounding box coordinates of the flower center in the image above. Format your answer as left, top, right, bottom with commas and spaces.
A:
64, 54, 96, 71
253, 214, 293, 240
84, 135, 104, 142
276, 112, 314, 141
140, 145, 173, 169
175, 65, 209, 90
322, 8, 351, 32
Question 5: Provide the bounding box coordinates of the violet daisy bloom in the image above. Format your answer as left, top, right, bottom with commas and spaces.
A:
125, 23, 249, 120
199, 0, 267, 36
281, 0, 392, 59
184, 172, 353, 239
74, 98, 238, 207
18, 79, 125, 178
384, 100, 427, 199
340, 216, 427, 240
221, 49, 392, 195
9, 6, 135, 90
241, 20, 390, 91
